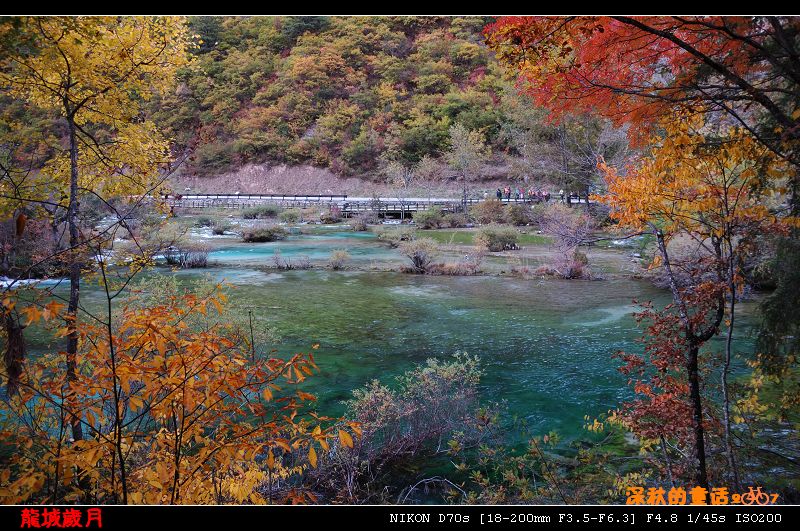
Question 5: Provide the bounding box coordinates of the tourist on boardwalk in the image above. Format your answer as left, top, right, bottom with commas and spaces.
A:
496, 188, 502, 200
559, 189, 565, 202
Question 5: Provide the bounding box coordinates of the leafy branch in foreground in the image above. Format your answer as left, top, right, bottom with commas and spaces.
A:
0, 286, 356, 504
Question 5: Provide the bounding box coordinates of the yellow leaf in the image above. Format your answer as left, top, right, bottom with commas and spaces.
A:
129, 395, 144, 411
349, 423, 363, 438
20, 306, 41, 325
308, 445, 317, 468
339, 429, 354, 449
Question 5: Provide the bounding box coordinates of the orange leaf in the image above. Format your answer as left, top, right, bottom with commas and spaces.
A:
297, 391, 316, 401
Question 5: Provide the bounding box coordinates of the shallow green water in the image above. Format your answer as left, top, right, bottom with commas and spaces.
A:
204, 229, 401, 267
172, 266, 756, 439
29, 230, 759, 441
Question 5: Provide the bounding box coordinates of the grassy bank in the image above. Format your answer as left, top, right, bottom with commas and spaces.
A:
420, 229, 552, 246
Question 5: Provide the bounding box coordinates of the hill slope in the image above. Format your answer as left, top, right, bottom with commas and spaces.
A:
150, 16, 628, 192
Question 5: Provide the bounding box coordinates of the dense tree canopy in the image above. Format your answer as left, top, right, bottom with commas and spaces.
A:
485, 17, 800, 169
148, 16, 622, 188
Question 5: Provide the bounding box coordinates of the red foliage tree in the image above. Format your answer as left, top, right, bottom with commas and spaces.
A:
485, 16, 800, 175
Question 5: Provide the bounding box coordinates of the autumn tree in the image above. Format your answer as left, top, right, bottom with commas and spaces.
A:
0, 16, 191, 449
446, 122, 489, 219
485, 17, 800, 173
538, 204, 595, 279
0, 283, 353, 504
414, 154, 444, 200
383, 158, 416, 221
598, 113, 795, 491
487, 15, 800, 493
499, 93, 629, 200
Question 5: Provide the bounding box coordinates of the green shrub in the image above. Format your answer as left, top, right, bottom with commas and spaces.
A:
279, 208, 301, 223
529, 203, 550, 224
377, 226, 416, 247
505, 204, 533, 226
211, 220, 233, 235
442, 213, 466, 228
164, 242, 210, 269
242, 204, 281, 219
471, 199, 506, 224
476, 224, 519, 252
320, 205, 342, 224
194, 215, 214, 227
539, 249, 593, 280
413, 207, 444, 229
429, 251, 483, 276
350, 216, 368, 231
272, 249, 311, 270
241, 226, 287, 242
573, 249, 589, 266
341, 354, 487, 488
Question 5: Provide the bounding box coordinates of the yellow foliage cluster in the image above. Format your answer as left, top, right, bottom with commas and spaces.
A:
0, 16, 193, 209
598, 113, 794, 240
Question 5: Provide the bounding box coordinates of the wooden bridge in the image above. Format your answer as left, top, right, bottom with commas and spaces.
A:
163, 193, 590, 216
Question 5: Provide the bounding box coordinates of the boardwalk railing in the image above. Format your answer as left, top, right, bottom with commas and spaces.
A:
163, 194, 590, 214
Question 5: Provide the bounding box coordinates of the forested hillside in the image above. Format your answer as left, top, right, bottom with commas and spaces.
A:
150, 16, 627, 190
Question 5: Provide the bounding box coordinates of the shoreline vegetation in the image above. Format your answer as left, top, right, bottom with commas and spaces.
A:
160, 203, 645, 282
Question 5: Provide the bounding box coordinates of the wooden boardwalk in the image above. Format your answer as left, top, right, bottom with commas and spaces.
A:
163, 193, 590, 215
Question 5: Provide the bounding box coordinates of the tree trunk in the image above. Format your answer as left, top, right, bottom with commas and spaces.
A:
3, 312, 26, 395
65, 117, 84, 445
687, 340, 710, 494
722, 247, 741, 491
462, 178, 468, 222
654, 228, 710, 493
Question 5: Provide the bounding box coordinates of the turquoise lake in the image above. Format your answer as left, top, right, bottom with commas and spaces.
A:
35, 228, 758, 440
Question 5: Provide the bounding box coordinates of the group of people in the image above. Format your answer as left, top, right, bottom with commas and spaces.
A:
486, 187, 586, 204
493, 186, 551, 203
